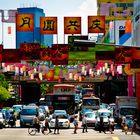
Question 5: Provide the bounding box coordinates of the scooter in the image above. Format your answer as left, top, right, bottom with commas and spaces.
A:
8, 117, 16, 128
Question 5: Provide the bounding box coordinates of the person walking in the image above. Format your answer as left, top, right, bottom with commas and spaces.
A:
42, 117, 52, 134
121, 115, 126, 132
131, 118, 138, 135
108, 116, 114, 134
73, 115, 78, 134
82, 114, 88, 133
54, 115, 59, 134
99, 113, 106, 133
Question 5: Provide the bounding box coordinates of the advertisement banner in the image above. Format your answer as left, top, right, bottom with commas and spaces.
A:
40, 48, 52, 60
115, 47, 140, 68
20, 42, 40, 52
64, 17, 81, 34
96, 51, 115, 60
68, 35, 88, 51
2, 49, 21, 62
16, 14, 34, 32
40, 17, 57, 34
20, 43, 40, 60
88, 16, 105, 33
52, 44, 69, 65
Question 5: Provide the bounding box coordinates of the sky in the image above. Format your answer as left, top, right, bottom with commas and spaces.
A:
0, 0, 97, 48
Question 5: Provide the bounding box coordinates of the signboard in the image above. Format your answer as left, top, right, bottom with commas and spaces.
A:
40, 48, 52, 61
40, 17, 57, 34
16, 14, 34, 32
88, 16, 105, 33
64, 17, 81, 34
2, 49, 21, 62
52, 44, 69, 65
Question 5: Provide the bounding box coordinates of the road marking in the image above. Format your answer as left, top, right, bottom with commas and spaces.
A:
112, 136, 120, 140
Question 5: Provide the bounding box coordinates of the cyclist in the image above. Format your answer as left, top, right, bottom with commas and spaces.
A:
32, 114, 40, 133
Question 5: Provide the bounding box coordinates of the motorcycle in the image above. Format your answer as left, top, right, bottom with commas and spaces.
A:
8, 116, 16, 128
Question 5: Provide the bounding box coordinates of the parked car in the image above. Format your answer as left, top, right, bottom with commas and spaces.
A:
79, 108, 93, 121
0, 112, 6, 128
85, 111, 97, 127
12, 105, 23, 119
95, 109, 114, 130
20, 106, 38, 127
50, 110, 70, 128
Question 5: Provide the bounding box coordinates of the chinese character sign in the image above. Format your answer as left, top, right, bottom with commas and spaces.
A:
64, 17, 81, 34
40, 17, 57, 34
40, 48, 52, 60
88, 16, 105, 33
52, 44, 69, 65
16, 14, 34, 32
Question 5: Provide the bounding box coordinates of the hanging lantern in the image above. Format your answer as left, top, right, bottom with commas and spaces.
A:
105, 63, 108, 69
117, 65, 122, 74
30, 73, 34, 79
79, 76, 82, 82
112, 70, 115, 76
102, 66, 105, 72
7, 65, 10, 71
106, 68, 110, 73
81, 66, 85, 74
20, 67, 23, 74
15, 66, 19, 74
69, 73, 73, 80
89, 68, 92, 75
97, 69, 100, 75
111, 64, 114, 71
39, 72, 43, 80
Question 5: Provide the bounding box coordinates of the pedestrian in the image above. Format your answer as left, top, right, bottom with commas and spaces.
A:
82, 114, 88, 133
73, 115, 78, 134
99, 113, 106, 133
54, 115, 59, 134
108, 116, 114, 134
42, 117, 52, 134
32, 114, 40, 133
131, 118, 138, 135
121, 115, 126, 132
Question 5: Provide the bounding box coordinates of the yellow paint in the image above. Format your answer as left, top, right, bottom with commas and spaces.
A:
112, 136, 120, 140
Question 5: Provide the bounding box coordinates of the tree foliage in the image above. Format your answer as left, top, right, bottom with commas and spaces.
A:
0, 86, 11, 101
0, 74, 11, 101
0, 74, 9, 89
40, 84, 54, 96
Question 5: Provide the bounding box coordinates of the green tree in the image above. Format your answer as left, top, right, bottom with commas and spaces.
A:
0, 86, 11, 101
0, 74, 9, 89
0, 74, 11, 102
40, 83, 54, 96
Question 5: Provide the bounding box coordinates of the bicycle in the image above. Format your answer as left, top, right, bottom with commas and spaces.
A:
28, 123, 50, 136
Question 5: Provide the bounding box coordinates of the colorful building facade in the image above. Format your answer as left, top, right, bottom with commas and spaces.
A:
16, 7, 53, 49
97, 0, 134, 45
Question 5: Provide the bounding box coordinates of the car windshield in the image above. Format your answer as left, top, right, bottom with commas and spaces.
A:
98, 112, 112, 118
83, 99, 100, 106
57, 114, 68, 119
21, 109, 37, 115
54, 110, 66, 114
120, 108, 137, 116
86, 113, 96, 118
81, 109, 93, 114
